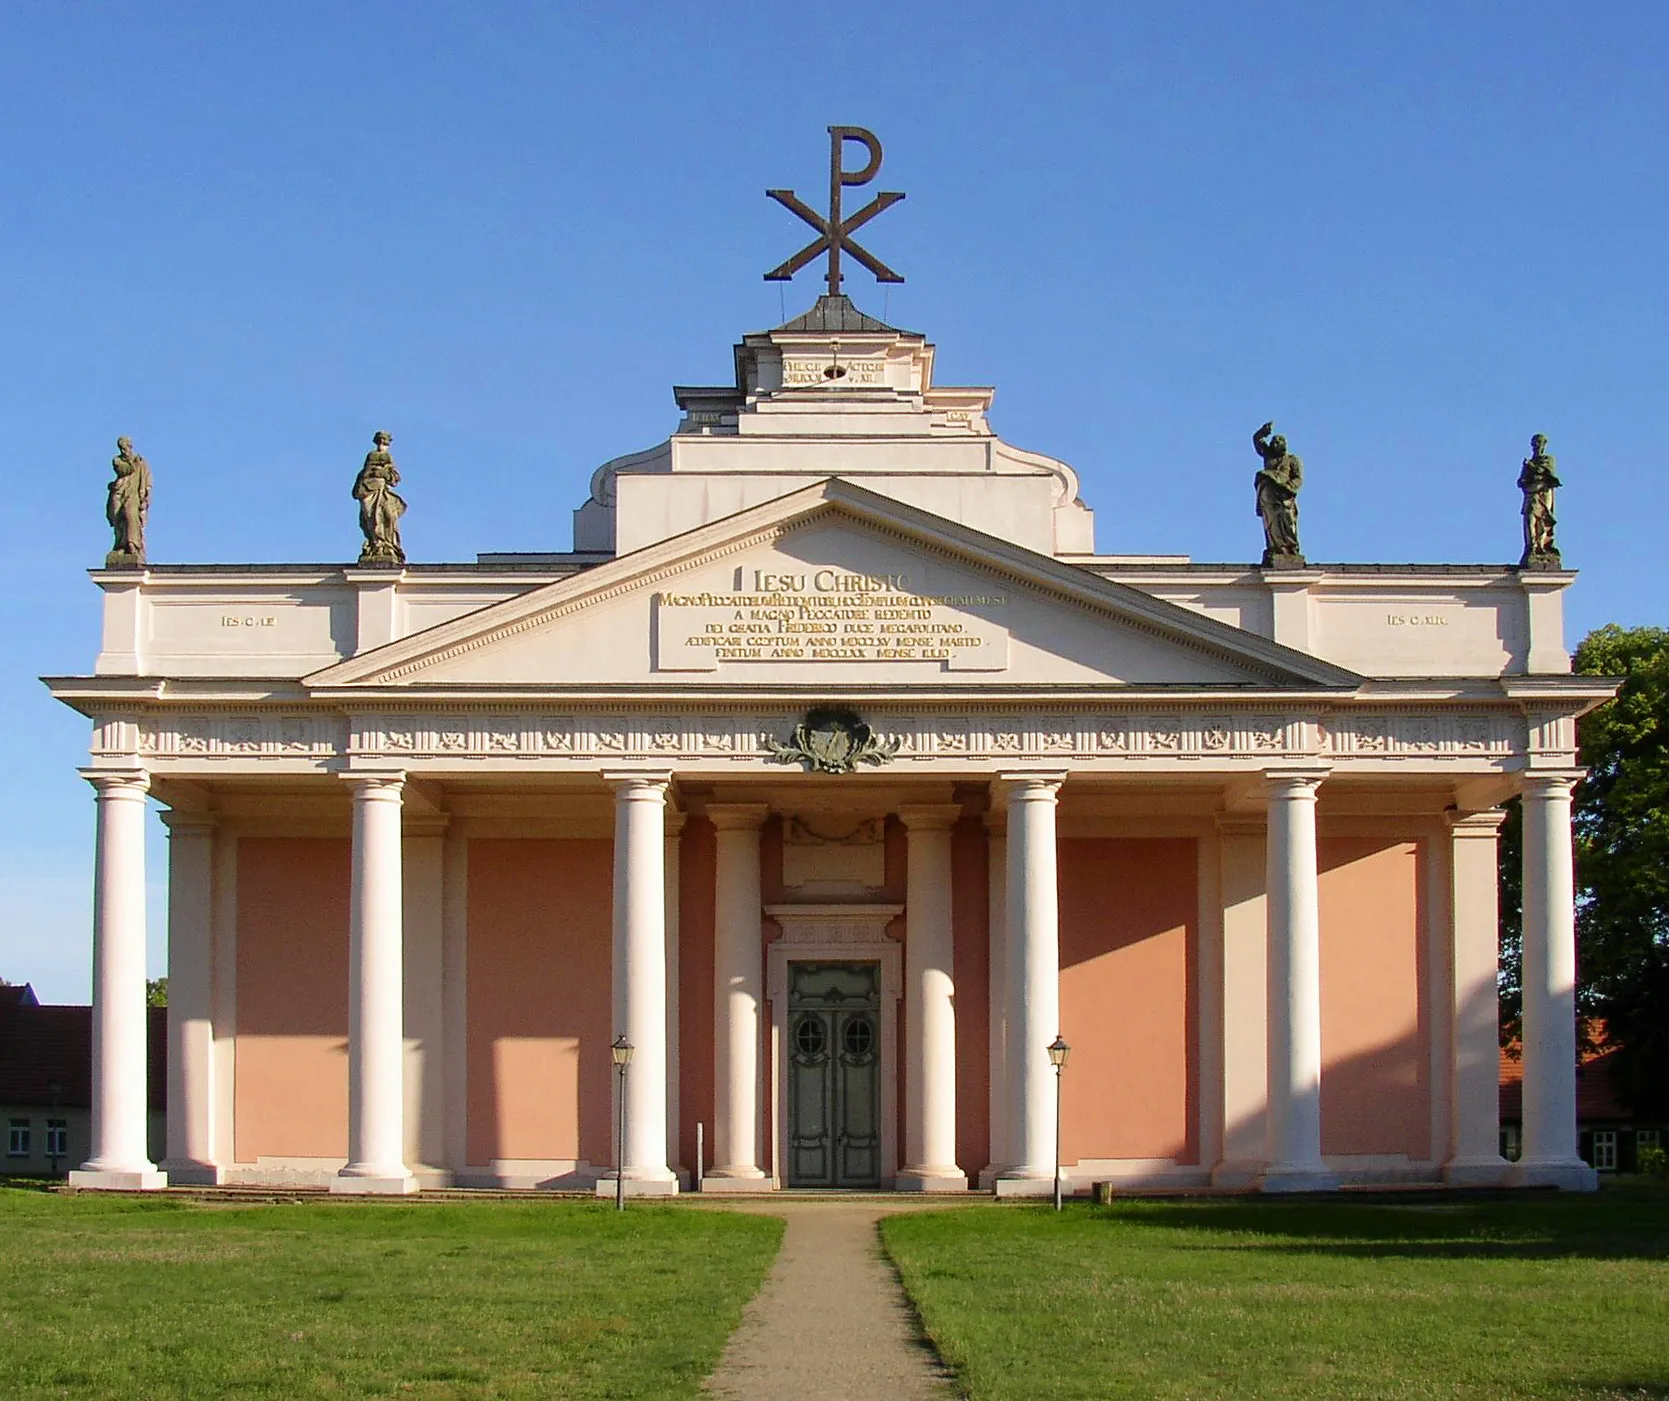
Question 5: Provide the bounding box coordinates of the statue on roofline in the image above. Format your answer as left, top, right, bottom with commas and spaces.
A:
1518, 433, 1561, 568
1252, 421, 1304, 568
353, 430, 406, 566
105, 436, 151, 568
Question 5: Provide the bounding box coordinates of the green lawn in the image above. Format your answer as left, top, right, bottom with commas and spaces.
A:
883, 1184, 1669, 1401
0, 1186, 782, 1400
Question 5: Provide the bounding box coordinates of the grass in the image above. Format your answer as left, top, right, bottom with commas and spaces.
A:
0, 1184, 782, 1400
882, 1182, 1669, 1401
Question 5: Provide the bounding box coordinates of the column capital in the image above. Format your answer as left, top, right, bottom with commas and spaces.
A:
706, 802, 771, 831
1262, 765, 1330, 798
603, 769, 673, 796
665, 809, 689, 838
995, 772, 1066, 805
159, 809, 218, 836
1446, 808, 1509, 837
80, 768, 150, 800
341, 771, 406, 800
897, 803, 963, 831
1520, 770, 1583, 799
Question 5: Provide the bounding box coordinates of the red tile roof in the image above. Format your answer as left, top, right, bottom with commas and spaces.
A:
0, 1004, 165, 1111
1499, 1021, 1630, 1122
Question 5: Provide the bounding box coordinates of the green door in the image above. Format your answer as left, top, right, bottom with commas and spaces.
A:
787, 962, 881, 1188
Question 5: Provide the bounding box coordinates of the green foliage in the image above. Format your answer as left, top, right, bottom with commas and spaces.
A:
144, 977, 167, 1007
884, 1192, 1669, 1400
1640, 1144, 1669, 1179
1572, 624, 1669, 1117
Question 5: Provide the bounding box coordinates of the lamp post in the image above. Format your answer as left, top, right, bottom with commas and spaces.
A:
1047, 1035, 1070, 1212
611, 1035, 633, 1212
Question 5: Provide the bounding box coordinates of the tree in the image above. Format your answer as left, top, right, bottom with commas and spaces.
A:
1499, 625, 1669, 1117
1570, 624, 1669, 1117
145, 977, 168, 1008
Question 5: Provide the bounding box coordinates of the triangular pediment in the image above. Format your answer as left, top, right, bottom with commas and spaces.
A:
305, 481, 1362, 694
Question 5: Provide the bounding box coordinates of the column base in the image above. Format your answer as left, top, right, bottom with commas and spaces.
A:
331, 1168, 420, 1196
68, 1167, 168, 1191
1442, 1156, 1513, 1188
1210, 1159, 1266, 1190
1508, 1158, 1599, 1192
1256, 1163, 1340, 1193
896, 1167, 970, 1192
976, 1163, 1007, 1190
160, 1159, 224, 1186
994, 1170, 1067, 1199
593, 1171, 680, 1198
700, 1168, 775, 1193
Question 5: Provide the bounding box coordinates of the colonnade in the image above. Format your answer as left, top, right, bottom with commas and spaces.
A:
69, 765, 1594, 1193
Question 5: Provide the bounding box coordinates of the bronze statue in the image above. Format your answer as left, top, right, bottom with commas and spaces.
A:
1252, 421, 1304, 567
353, 430, 406, 566
105, 436, 152, 567
1518, 433, 1561, 568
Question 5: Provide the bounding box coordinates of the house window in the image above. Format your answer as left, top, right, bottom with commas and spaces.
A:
6, 1119, 29, 1157
1639, 1129, 1661, 1153
1592, 1130, 1618, 1171
45, 1120, 67, 1158
1500, 1124, 1521, 1162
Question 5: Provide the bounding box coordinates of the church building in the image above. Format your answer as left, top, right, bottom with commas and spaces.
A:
47, 136, 1610, 1197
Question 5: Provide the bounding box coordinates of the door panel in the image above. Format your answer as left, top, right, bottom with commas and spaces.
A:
787, 963, 881, 1188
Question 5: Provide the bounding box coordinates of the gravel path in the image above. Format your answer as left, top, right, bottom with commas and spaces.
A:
703, 1200, 958, 1400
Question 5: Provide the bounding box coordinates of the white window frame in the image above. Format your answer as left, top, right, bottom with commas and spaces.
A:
1638, 1129, 1661, 1152
6, 1119, 30, 1157
1592, 1129, 1618, 1171
1501, 1123, 1521, 1162
44, 1120, 67, 1158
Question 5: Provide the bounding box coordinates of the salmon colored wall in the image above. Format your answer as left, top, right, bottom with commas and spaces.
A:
466, 839, 612, 1166
952, 817, 990, 1175
234, 838, 350, 1160
678, 817, 716, 1173
1318, 835, 1428, 1158
1058, 838, 1199, 1164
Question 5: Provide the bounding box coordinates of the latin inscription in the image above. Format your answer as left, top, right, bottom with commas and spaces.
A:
221, 615, 277, 628
656, 566, 1008, 671
1385, 614, 1449, 627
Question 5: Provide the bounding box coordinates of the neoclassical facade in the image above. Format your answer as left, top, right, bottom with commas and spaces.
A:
49, 295, 1611, 1194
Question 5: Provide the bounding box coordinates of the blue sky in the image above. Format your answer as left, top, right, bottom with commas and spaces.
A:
2, 3, 1664, 1001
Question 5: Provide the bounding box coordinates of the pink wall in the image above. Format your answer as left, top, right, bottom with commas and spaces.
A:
234, 837, 350, 1160
952, 816, 991, 1175
677, 817, 716, 1173
1058, 838, 1199, 1164
466, 839, 612, 1167
1318, 834, 1428, 1158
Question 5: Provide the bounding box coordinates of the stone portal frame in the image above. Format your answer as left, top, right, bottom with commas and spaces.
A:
765, 905, 904, 1188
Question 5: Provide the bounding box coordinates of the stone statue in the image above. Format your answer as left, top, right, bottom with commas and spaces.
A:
353, 430, 406, 566
1252, 421, 1304, 567
1518, 433, 1561, 568
105, 436, 152, 567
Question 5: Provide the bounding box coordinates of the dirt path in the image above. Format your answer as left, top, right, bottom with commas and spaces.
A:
703, 1200, 958, 1400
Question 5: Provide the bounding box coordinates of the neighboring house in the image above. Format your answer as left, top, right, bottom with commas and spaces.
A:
2, 983, 41, 1008
0, 1003, 164, 1176
1500, 1023, 1664, 1174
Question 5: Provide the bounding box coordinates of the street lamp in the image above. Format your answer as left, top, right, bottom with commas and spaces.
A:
1047, 1035, 1071, 1212
611, 1035, 633, 1212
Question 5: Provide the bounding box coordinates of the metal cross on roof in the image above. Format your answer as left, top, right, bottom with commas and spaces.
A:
764, 126, 905, 295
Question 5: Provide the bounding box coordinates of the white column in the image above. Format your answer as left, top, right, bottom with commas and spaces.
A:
334, 774, 417, 1194
898, 804, 967, 1191
1513, 774, 1596, 1189
664, 810, 686, 1177
160, 811, 219, 1184
1259, 769, 1338, 1192
1214, 819, 1270, 1186
996, 774, 1064, 1196
980, 816, 1009, 1187
71, 770, 166, 1190
601, 774, 678, 1196
1443, 810, 1512, 1184
706, 803, 771, 1189
402, 818, 447, 1180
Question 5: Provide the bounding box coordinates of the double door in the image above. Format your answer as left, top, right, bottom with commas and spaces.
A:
786, 962, 881, 1188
